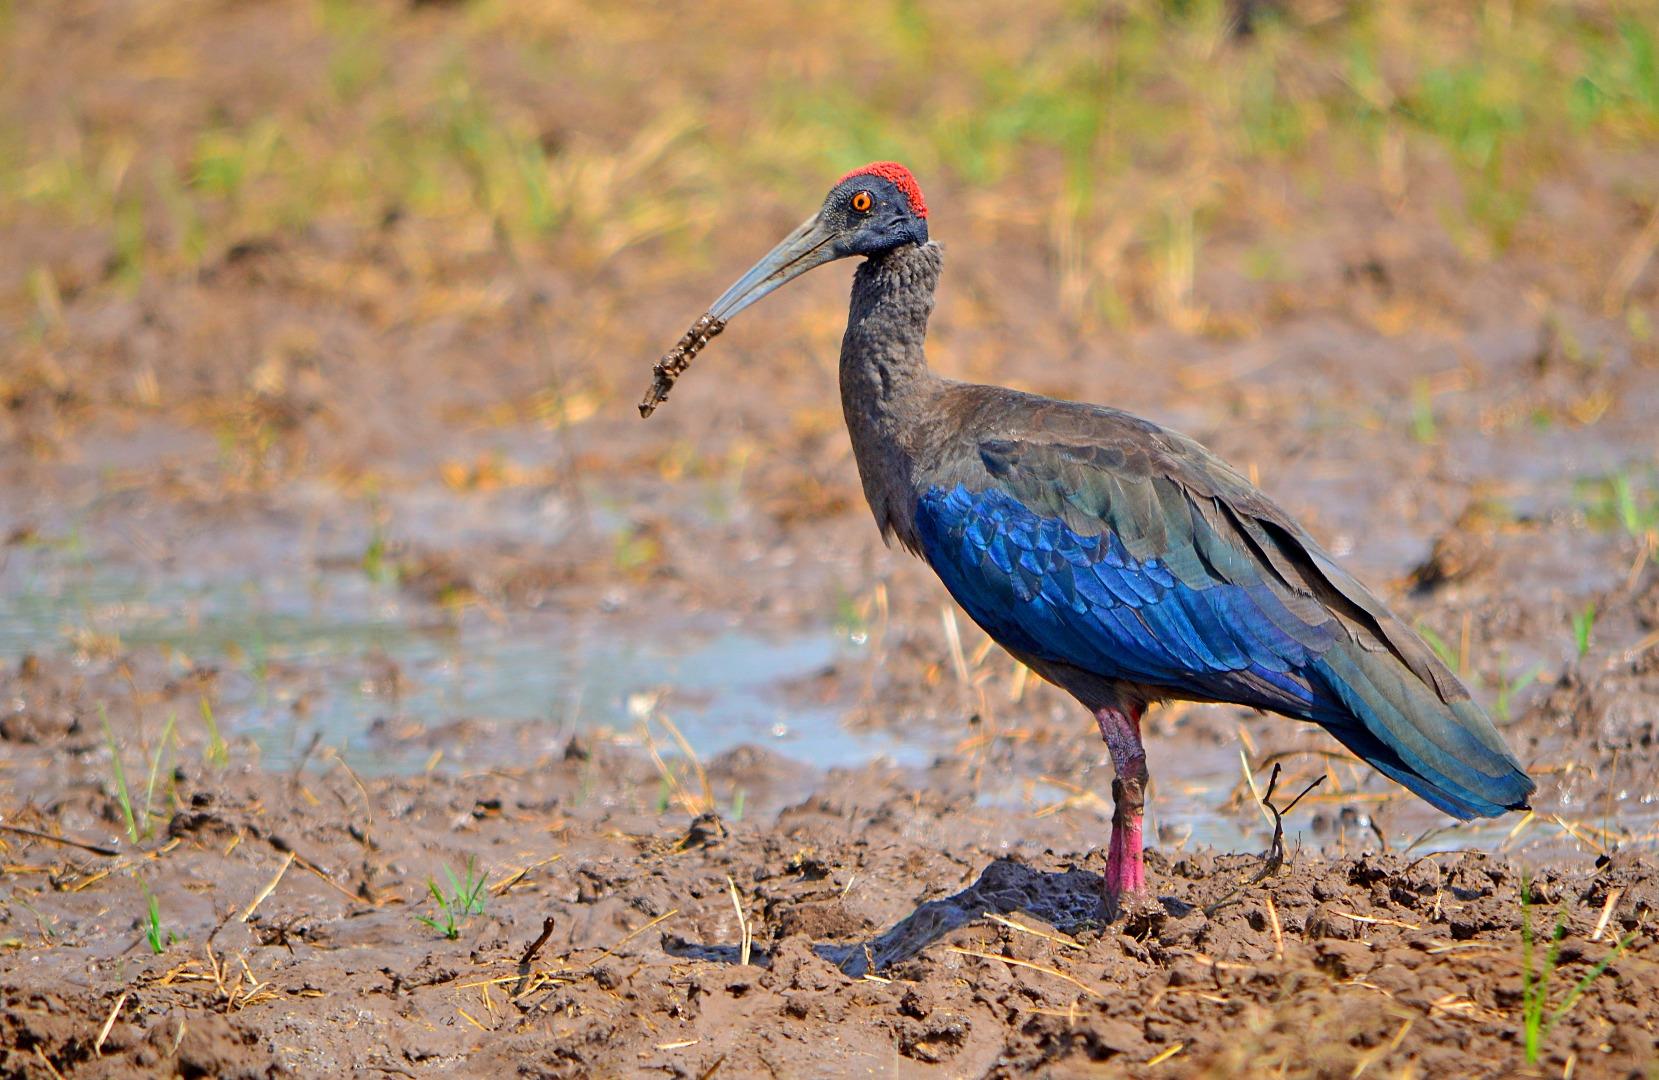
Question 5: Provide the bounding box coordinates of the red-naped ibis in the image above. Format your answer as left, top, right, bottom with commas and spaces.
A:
641, 163, 1533, 910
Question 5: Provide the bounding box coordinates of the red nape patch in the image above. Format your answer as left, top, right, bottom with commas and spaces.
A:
836, 161, 928, 218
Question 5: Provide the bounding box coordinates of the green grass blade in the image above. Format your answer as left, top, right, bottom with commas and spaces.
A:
1543, 930, 1638, 1041
101, 705, 139, 845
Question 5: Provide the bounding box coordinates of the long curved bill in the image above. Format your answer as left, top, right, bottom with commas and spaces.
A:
708, 213, 839, 320
640, 213, 840, 417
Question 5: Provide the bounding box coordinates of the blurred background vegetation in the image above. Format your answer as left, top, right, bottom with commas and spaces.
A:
0, 0, 1655, 496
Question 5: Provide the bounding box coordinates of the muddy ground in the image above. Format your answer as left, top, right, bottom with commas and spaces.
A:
5, 1, 1659, 1077
0, 654, 1657, 1079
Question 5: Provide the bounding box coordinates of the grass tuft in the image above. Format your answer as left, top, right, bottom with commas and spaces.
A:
201, 696, 229, 768
101, 705, 140, 845
101, 706, 181, 845
416, 857, 488, 940
1520, 875, 1637, 1065
1570, 602, 1596, 661
142, 885, 177, 955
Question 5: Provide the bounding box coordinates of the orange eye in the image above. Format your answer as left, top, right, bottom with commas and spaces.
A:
851, 190, 873, 213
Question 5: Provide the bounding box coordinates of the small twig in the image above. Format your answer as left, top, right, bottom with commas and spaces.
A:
1252, 763, 1325, 881
288, 732, 323, 785
1205, 763, 1323, 915
520, 917, 557, 968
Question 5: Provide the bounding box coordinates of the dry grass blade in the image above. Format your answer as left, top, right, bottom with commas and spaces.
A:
1603, 200, 1659, 315
656, 711, 715, 815
1265, 892, 1284, 961
32, 1046, 67, 1080
726, 876, 752, 966
946, 946, 1102, 998
984, 913, 1084, 950
1239, 749, 1273, 830
490, 854, 562, 897
1352, 1017, 1414, 1078
1552, 815, 1608, 855
598, 908, 680, 964
95, 992, 129, 1056
289, 852, 375, 906
1147, 1042, 1184, 1066
240, 852, 294, 922
1502, 809, 1537, 848
1330, 910, 1422, 931
941, 606, 970, 684
1591, 888, 1622, 943
1030, 774, 1112, 819
638, 700, 716, 817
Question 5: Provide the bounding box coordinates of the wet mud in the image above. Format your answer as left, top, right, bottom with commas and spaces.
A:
1, 679, 1656, 1078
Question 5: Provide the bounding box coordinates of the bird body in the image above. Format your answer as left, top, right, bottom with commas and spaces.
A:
645, 163, 1533, 904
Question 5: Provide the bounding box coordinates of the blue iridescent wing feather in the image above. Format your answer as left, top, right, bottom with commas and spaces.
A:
913, 428, 1534, 820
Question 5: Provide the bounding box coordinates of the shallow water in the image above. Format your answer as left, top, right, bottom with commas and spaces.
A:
0, 539, 932, 774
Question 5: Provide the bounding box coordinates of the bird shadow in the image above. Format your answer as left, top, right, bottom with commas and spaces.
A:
663, 857, 1194, 978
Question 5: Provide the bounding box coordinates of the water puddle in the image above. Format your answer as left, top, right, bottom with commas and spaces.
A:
0, 540, 922, 774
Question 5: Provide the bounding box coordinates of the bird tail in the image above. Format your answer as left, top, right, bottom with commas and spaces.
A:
1307, 642, 1535, 820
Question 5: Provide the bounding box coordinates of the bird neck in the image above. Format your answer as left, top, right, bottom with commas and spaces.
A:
839, 241, 943, 550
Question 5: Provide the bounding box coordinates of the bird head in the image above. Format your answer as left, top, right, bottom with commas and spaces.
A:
639, 163, 929, 416
707, 161, 930, 322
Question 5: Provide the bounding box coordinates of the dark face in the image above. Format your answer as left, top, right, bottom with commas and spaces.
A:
817, 175, 930, 258
706, 163, 931, 322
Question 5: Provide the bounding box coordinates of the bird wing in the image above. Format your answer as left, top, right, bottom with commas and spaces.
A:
913, 400, 1533, 818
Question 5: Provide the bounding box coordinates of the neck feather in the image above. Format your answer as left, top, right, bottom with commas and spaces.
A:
839, 241, 943, 550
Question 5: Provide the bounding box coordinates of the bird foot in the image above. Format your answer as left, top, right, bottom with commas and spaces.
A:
1101, 884, 1161, 926
1101, 799, 1145, 922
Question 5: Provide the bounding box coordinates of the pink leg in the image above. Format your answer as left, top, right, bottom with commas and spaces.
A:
1096, 704, 1147, 908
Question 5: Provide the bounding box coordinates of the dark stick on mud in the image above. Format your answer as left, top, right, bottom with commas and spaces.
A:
1204, 763, 1324, 916
512, 916, 558, 999
519, 916, 557, 968
1251, 763, 1325, 881
0, 823, 120, 857
638, 313, 726, 417
289, 731, 323, 785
